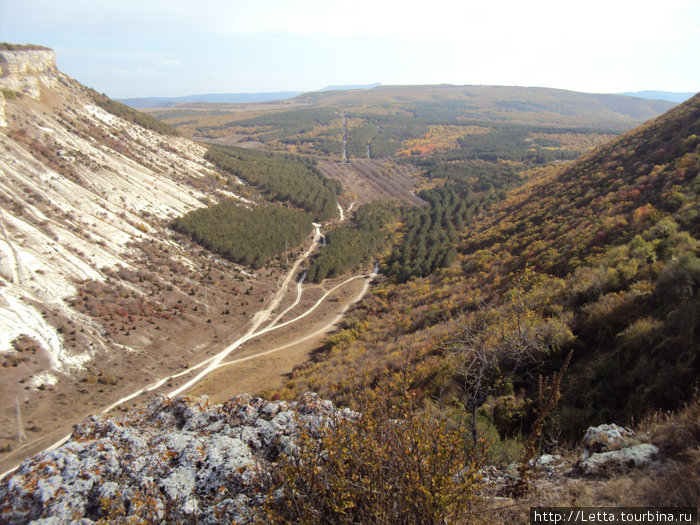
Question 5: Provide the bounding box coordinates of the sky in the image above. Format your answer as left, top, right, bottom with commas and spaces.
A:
1, 0, 698, 99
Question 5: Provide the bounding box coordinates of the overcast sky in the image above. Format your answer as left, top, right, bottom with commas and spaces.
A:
1, 0, 698, 98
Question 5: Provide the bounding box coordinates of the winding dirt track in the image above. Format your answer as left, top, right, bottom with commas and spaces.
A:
215, 264, 377, 370
166, 224, 324, 398
0, 214, 374, 480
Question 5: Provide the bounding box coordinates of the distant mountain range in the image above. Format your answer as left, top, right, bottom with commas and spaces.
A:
119, 86, 695, 109
120, 92, 303, 107
317, 83, 381, 92
118, 83, 382, 108
617, 90, 696, 103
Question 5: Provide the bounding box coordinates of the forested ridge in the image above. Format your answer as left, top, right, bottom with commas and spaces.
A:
172, 200, 312, 268
205, 145, 340, 220
280, 93, 700, 445
153, 86, 674, 168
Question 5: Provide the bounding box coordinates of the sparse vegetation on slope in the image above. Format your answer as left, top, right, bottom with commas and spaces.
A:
0, 50, 295, 472
0, 42, 51, 51
86, 88, 180, 136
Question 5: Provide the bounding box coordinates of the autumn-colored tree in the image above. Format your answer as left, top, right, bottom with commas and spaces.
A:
446, 269, 572, 447
264, 376, 484, 524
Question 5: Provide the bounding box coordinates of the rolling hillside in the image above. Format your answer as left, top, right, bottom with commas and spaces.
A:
149, 85, 674, 170
283, 93, 700, 440
172, 84, 674, 140
291, 84, 674, 125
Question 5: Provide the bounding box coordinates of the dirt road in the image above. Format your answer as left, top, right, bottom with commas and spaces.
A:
0, 227, 377, 480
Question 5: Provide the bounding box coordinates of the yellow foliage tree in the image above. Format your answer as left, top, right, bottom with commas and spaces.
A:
264, 378, 484, 524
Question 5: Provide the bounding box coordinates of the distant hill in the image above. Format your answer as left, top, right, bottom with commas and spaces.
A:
119, 92, 303, 107
119, 84, 382, 108
617, 90, 696, 103
289, 85, 675, 126
169, 84, 677, 160
318, 82, 381, 92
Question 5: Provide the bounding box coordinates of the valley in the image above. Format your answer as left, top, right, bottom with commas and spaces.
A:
0, 43, 697, 522
0, 47, 377, 473
0, 217, 374, 477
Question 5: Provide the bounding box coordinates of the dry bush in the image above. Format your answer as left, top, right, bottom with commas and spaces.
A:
98, 374, 119, 386
619, 397, 700, 506
263, 381, 485, 524
11, 335, 43, 354
597, 458, 700, 507
640, 396, 700, 457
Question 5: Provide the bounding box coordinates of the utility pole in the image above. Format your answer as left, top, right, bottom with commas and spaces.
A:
366, 141, 371, 159
16, 396, 26, 443
204, 286, 209, 316
341, 111, 348, 163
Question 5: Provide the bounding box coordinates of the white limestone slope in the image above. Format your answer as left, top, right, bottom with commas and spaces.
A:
0, 54, 237, 380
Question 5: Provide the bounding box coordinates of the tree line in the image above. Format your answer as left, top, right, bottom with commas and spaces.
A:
384, 187, 461, 282
173, 200, 312, 268
307, 201, 400, 282
205, 145, 341, 220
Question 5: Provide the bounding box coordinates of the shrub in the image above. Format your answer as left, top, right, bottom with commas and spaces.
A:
264, 385, 484, 523
1, 88, 21, 99
615, 316, 664, 350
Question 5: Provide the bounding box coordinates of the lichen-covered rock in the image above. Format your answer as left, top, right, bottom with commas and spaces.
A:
0, 393, 339, 524
581, 423, 638, 458
580, 443, 659, 475
578, 423, 660, 476
533, 454, 569, 474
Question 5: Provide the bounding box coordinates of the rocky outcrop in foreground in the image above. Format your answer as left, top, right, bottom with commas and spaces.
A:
0, 394, 663, 524
481, 423, 661, 491
0, 393, 343, 524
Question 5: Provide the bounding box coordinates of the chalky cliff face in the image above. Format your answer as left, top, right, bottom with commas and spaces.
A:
0, 47, 58, 125
0, 47, 57, 75
0, 45, 256, 465
0, 46, 214, 376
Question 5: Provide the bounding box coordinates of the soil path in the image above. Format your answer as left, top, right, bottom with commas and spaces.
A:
0, 228, 377, 480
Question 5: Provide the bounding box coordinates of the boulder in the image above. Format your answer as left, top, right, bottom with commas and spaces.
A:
581, 423, 638, 458
580, 443, 659, 475
0, 393, 340, 524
